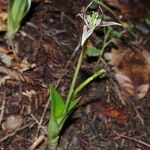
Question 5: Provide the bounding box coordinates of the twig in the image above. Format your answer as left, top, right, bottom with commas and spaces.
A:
114, 131, 150, 148
0, 90, 6, 125
36, 100, 50, 138
62, 12, 77, 27
29, 135, 46, 150
130, 100, 144, 125
30, 113, 47, 134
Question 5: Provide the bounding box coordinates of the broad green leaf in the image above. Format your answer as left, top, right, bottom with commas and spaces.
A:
56, 97, 80, 125
48, 96, 79, 149
49, 86, 80, 129
10, 0, 31, 20
86, 47, 102, 57
50, 86, 65, 118
48, 111, 60, 149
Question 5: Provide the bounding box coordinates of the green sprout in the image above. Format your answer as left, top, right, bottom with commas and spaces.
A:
48, 70, 106, 150
47, 1, 120, 149
47, 86, 80, 150
5, 0, 31, 43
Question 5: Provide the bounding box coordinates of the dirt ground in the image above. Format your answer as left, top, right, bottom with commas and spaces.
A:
0, 0, 150, 150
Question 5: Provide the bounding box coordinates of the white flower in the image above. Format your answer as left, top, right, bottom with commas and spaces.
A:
79, 12, 121, 46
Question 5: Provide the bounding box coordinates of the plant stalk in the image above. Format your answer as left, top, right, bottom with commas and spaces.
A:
48, 137, 59, 150
73, 69, 106, 97
97, 27, 111, 64
65, 44, 85, 112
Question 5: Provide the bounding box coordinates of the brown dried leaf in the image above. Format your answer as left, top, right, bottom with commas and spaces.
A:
13, 57, 36, 72
0, 0, 8, 31
0, 12, 7, 31
104, 46, 150, 99
91, 101, 127, 125
0, 65, 36, 84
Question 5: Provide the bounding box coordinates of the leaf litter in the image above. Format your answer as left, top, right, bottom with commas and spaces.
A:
104, 43, 150, 99
0, 0, 150, 149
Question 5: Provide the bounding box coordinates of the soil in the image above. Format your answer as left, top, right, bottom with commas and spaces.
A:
0, 0, 150, 150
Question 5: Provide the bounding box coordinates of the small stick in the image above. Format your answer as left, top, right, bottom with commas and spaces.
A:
114, 131, 150, 148
30, 113, 47, 134
36, 99, 50, 138
0, 90, 6, 125
130, 100, 144, 125
29, 135, 46, 150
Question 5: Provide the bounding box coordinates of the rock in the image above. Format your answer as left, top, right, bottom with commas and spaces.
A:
2, 115, 23, 132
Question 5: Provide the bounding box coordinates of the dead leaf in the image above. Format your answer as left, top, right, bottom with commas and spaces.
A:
0, 65, 36, 84
0, 0, 8, 31
13, 57, 36, 72
0, 12, 7, 31
104, 45, 150, 99
91, 101, 127, 125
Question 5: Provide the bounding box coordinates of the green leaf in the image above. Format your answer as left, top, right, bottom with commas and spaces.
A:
6, 0, 31, 42
111, 30, 123, 38
48, 112, 59, 148
67, 97, 80, 112
145, 12, 150, 26
73, 69, 106, 97
50, 86, 65, 118
86, 47, 102, 57
55, 97, 80, 126
48, 93, 80, 148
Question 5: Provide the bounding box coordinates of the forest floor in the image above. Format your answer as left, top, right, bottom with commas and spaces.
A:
0, 0, 150, 149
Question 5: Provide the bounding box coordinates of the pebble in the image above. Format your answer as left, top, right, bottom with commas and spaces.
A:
2, 115, 23, 132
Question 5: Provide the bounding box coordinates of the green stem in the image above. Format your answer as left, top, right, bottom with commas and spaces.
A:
65, 45, 85, 112
73, 69, 106, 97
98, 0, 120, 22
97, 27, 111, 63
48, 137, 59, 150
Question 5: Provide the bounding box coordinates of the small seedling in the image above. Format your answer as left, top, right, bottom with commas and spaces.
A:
5, 0, 31, 43
48, 86, 80, 150
48, 70, 106, 149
